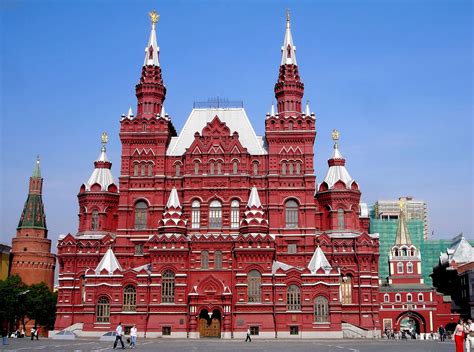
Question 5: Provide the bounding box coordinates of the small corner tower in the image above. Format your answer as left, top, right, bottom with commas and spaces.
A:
388, 200, 423, 285
10, 157, 56, 289
78, 133, 119, 233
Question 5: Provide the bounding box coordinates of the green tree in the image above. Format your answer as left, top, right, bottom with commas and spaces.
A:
24, 283, 57, 330
0, 275, 28, 332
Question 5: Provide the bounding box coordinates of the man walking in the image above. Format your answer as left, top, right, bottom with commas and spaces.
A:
245, 327, 251, 342
438, 325, 446, 342
113, 322, 125, 349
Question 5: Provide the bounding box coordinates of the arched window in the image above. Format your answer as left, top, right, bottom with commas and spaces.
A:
175, 164, 180, 176
289, 163, 294, 175
233, 161, 238, 174
134, 201, 148, 229
407, 262, 413, 273
191, 200, 200, 229
214, 251, 222, 269
194, 161, 199, 175
338, 209, 345, 230
340, 275, 352, 304
209, 162, 215, 175
96, 296, 110, 322
395, 293, 401, 302
141, 164, 146, 176
123, 285, 136, 311
418, 293, 423, 302
209, 200, 222, 229
230, 200, 240, 229
253, 162, 258, 176
287, 285, 301, 311
407, 293, 412, 302
133, 164, 138, 176
91, 209, 99, 230
296, 163, 301, 175
394, 249, 399, 257
161, 270, 175, 303
281, 163, 287, 175
384, 294, 389, 302
314, 296, 329, 322
397, 262, 404, 274
201, 251, 209, 269
217, 162, 222, 175
248, 270, 261, 303
285, 200, 298, 228
147, 164, 153, 177
288, 121, 293, 130
402, 248, 407, 256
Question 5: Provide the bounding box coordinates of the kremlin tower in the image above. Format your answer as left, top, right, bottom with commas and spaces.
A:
10, 158, 56, 289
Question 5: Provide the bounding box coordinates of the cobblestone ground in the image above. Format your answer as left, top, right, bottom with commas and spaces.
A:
0, 338, 456, 352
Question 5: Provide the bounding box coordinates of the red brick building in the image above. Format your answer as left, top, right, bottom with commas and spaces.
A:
10, 158, 56, 289
54, 12, 380, 338
379, 203, 458, 337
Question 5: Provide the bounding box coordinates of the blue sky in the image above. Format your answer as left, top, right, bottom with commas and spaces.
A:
1, 0, 472, 249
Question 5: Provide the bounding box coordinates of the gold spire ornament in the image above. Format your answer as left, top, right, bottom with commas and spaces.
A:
149, 10, 160, 25
331, 129, 340, 141
101, 132, 109, 145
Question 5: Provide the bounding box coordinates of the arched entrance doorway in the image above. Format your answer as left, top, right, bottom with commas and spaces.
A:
199, 308, 221, 338
397, 311, 426, 337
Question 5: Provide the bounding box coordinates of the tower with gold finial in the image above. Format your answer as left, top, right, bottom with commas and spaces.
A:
10, 157, 56, 289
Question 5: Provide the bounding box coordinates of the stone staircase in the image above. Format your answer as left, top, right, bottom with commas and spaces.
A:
342, 322, 379, 339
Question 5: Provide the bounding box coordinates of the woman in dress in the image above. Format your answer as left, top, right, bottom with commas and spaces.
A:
454, 318, 465, 352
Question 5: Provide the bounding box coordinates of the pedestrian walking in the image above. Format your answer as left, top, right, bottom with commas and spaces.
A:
35, 326, 40, 340
466, 318, 474, 352
454, 318, 466, 352
438, 324, 446, 342
245, 328, 251, 342
2, 328, 8, 345
30, 327, 35, 340
130, 324, 137, 349
113, 322, 125, 349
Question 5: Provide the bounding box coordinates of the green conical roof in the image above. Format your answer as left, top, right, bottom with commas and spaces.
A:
17, 194, 47, 229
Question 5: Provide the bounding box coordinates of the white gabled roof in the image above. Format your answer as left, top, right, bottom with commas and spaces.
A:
308, 247, 332, 274
94, 248, 123, 274
166, 108, 267, 156
166, 187, 181, 208
272, 260, 294, 274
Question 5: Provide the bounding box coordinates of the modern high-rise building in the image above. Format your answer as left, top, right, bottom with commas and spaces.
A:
54, 12, 380, 339
374, 197, 428, 239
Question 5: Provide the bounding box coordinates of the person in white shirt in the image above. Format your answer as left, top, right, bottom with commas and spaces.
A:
466, 318, 474, 352
130, 324, 137, 349
113, 322, 125, 349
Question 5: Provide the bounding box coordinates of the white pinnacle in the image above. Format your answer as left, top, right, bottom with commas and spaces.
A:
271, 103, 276, 117
144, 21, 160, 67
127, 106, 133, 119
247, 186, 262, 208
166, 187, 181, 208
280, 12, 297, 66
305, 101, 310, 116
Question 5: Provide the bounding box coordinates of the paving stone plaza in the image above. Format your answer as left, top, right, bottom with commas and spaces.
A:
0, 338, 457, 352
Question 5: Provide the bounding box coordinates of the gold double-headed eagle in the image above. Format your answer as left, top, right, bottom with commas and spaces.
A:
101, 132, 108, 144
149, 10, 160, 24
331, 129, 340, 141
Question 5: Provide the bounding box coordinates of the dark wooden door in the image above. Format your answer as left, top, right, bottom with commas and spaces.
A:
199, 318, 220, 338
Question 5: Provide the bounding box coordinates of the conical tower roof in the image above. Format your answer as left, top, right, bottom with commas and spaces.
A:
395, 201, 412, 245
281, 10, 297, 66
322, 130, 355, 189
17, 157, 47, 230
144, 10, 160, 67
84, 133, 116, 191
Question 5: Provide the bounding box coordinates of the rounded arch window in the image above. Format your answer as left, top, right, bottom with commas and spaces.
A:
248, 270, 261, 303
407, 262, 414, 274
134, 201, 148, 229
123, 285, 136, 311
384, 294, 389, 302
395, 293, 401, 302
191, 200, 201, 229
287, 285, 301, 311
91, 209, 99, 230
201, 250, 209, 269
233, 161, 239, 174
231, 200, 240, 229
397, 262, 404, 274
338, 209, 345, 230
214, 250, 223, 269
96, 296, 110, 322
162, 270, 175, 303
314, 296, 329, 322
209, 200, 222, 228
285, 199, 298, 228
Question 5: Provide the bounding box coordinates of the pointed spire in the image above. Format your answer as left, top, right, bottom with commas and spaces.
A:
395, 200, 412, 245
144, 10, 160, 67
305, 100, 310, 116
32, 156, 41, 178
281, 9, 297, 66
95, 248, 123, 275
270, 102, 276, 117
161, 104, 166, 117
127, 106, 134, 119
166, 187, 181, 208
247, 185, 262, 208
308, 246, 332, 274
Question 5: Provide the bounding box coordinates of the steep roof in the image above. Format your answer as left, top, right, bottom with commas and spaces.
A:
395, 203, 412, 245
84, 146, 116, 191
321, 133, 355, 189
440, 234, 474, 265
307, 247, 332, 274
166, 108, 267, 156
94, 248, 123, 274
